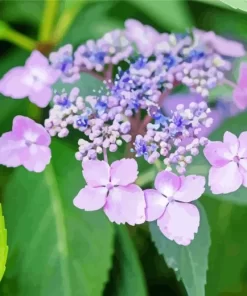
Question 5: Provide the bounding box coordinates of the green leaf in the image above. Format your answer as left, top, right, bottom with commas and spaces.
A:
60, 1, 121, 45
202, 197, 247, 295
0, 0, 43, 26
187, 110, 247, 204
112, 225, 147, 296
0, 204, 8, 281
149, 202, 211, 296
125, 0, 194, 31
62, 0, 86, 10
53, 72, 105, 96
0, 140, 114, 296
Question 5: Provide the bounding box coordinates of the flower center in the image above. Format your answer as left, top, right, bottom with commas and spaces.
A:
168, 196, 174, 203
106, 183, 114, 190
233, 156, 240, 163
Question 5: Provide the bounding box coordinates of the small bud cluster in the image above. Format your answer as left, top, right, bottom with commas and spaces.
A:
74, 30, 133, 72
133, 101, 212, 173
76, 115, 131, 162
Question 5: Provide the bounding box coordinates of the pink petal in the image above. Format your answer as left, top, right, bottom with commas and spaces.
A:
82, 160, 110, 187
233, 87, 247, 110
0, 132, 25, 168
25, 51, 49, 68
12, 116, 51, 146
22, 144, 51, 172
209, 161, 243, 194
238, 132, 247, 158
223, 131, 239, 156
110, 158, 138, 186
203, 141, 232, 167
213, 36, 245, 57
238, 63, 247, 88
144, 189, 168, 222
125, 19, 159, 57
157, 202, 200, 246
0, 67, 30, 98
46, 68, 61, 85
154, 171, 181, 197
174, 175, 205, 202
73, 186, 107, 211
195, 29, 245, 57
29, 86, 53, 108
104, 184, 146, 225
239, 159, 247, 187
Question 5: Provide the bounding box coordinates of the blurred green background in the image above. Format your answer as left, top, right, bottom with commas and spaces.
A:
0, 0, 247, 295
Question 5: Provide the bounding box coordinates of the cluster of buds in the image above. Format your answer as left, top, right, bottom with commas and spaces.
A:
133, 101, 212, 173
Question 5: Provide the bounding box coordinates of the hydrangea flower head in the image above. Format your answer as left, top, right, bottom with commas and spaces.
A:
0, 116, 51, 172
74, 159, 146, 225
204, 131, 247, 194
233, 62, 247, 110
144, 171, 205, 245
0, 51, 60, 107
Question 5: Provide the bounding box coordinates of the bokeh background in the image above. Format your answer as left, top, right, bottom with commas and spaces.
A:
0, 0, 247, 295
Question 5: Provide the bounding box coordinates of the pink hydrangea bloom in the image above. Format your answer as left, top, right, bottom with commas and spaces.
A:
204, 131, 247, 194
233, 62, 247, 110
0, 116, 51, 172
74, 159, 146, 225
194, 29, 245, 57
0, 51, 60, 108
125, 19, 168, 57
144, 171, 205, 246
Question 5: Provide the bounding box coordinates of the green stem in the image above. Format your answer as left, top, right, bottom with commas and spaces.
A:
53, 0, 86, 44
5, 29, 36, 51
39, 0, 60, 42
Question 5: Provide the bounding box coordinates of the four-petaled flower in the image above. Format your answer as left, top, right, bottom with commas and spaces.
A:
0, 51, 60, 107
204, 131, 247, 194
73, 159, 146, 225
144, 171, 205, 245
0, 116, 51, 172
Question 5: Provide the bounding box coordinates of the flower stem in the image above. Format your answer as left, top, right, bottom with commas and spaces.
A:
53, 0, 87, 44
223, 78, 237, 89
39, 0, 60, 42
103, 148, 108, 163
4, 28, 36, 51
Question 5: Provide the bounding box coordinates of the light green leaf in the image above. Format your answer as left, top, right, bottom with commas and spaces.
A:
149, 202, 211, 296
0, 204, 8, 282
126, 0, 194, 31
112, 225, 147, 296
194, 0, 247, 12
187, 110, 247, 204
0, 140, 114, 296
220, 0, 247, 11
